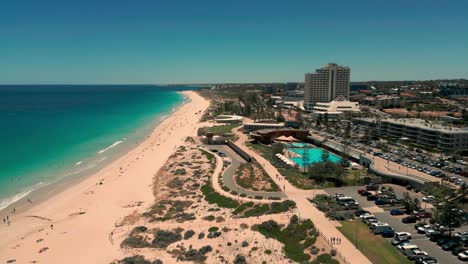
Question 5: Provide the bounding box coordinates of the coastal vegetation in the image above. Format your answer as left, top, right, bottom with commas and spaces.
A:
120, 227, 183, 250
112, 255, 163, 264
252, 215, 324, 263
234, 162, 279, 192
206, 123, 241, 134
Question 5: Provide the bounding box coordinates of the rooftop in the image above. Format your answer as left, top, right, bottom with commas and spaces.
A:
359, 118, 468, 134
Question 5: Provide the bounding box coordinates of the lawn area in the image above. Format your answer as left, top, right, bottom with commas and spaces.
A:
338, 220, 412, 264
206, 123, 241, 134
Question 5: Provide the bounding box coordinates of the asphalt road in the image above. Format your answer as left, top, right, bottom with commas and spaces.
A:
324, 185, 465, 264
205, 144, 285, 198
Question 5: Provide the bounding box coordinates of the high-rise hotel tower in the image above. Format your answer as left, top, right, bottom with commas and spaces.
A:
304, 63, 350, 109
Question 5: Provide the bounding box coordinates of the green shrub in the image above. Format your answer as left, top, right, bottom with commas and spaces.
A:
233, 255, 247, 264
184, 230, 195, 240
208, 226, 219, 232
316, 253, 339, 264
201, 183, 239, 208
203, 215, 215, 221
151, 230, 182, 248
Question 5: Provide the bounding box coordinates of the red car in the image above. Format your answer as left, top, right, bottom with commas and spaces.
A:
357, 189, 366, 194
418, 211, 432, 218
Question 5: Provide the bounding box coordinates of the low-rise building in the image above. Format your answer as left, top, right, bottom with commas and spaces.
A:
362, 95, 401, 108
243, 122, 285, 133
358, 118, 468, 151
311, 98, 360, 119
251, 128, 309, 144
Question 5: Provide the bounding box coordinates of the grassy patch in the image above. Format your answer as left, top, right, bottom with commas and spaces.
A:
338, 219, 412, 264
206, 123, 241, 134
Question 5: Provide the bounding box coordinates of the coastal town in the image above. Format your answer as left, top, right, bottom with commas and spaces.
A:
0, 64, 467, 264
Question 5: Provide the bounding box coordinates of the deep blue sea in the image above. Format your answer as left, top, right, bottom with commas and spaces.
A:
0, 85, 197, 210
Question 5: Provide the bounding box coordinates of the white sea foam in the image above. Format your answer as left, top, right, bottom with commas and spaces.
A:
97, 139, 125, 154
0, 182, 46, 211
75, 161, 83, 166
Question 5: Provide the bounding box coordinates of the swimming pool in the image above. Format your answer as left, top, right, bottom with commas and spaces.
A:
288, 148, 341, 168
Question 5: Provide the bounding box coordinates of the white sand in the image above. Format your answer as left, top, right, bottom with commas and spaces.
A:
0, 91, 209, 264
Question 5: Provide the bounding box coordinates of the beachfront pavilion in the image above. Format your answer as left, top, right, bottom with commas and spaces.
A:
250, 128, 309, 144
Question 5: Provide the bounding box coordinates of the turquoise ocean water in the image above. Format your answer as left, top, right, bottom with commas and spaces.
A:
0, 85, 196, 210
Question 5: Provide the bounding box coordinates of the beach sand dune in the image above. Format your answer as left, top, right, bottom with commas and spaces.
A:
0, 91, 209, 264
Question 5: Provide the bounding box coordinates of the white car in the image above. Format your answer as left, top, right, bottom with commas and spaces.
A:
394, 232, 412, 241
417, 224, 431, 234
459, 250, 468, 261
422, 196, 435, 202
455, 231, 468, 238
425, 229, 436, 237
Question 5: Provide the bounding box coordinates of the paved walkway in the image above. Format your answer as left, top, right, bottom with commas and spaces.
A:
232, 125, 373, 264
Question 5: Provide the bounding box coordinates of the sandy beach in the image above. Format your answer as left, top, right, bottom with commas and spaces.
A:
0, 91, 209, 264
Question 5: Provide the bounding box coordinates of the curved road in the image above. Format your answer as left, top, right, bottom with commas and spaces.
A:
205, 144, 285, 198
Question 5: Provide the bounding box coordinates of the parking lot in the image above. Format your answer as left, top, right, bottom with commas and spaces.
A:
325, 184, 465, 264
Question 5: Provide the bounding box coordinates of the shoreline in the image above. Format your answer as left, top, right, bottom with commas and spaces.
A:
0, 90, 210, 263
0, 91, 188, 217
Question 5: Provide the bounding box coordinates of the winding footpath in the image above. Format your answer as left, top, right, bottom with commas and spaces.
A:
232, 125, 373, 264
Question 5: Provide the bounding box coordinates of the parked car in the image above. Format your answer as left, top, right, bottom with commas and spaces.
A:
429, 232, 444, 242
455, 231, 468, 238
402, 215, 418, 223
407, 249, 428, 260
375, 199, 387, 205
452, 246, 465, 256
442, 241, 459, 251
357, 189, 366, 194
415, 255, 437, 264
394, 232, 412, 241
390, 209, 405, 216
459, 250, 468, 261
360, 190, 371, 196
415, 222, 427, 230
437, 237, 452, 246
422, 195, 435, 202
367, 195, 378, 201
381, 229, 395, 238
417, 224, 431, 234
418, 211, 432, 218
393, 239, 411, 247
366, 184, 379, 191
354, 210, 370, 217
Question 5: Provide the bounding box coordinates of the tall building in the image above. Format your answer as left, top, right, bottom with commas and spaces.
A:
304, 63, 350, 109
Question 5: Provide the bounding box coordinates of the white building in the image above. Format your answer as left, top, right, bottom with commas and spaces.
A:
358, 118, 468, 151
243, 122, 285, 133
304, 63, 350, 109
312, 98, 360, 119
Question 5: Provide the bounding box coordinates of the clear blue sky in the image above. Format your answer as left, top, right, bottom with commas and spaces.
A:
1, 0, 467, 84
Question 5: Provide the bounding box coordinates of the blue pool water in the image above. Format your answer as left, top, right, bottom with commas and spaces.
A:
289, 148, 341, 168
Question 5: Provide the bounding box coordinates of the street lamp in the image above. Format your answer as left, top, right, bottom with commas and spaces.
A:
449, 208, 458, 237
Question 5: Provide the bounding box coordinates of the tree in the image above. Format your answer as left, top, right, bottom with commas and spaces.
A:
272, 143, 284, 155
316, 114, 322, 127
276, 112, 286, 122
321, 151, 330, 163
323, 113, 329, 128
302, 148, 310, 173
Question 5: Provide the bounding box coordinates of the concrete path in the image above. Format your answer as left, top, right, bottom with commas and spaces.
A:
232, 126, 373, 264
